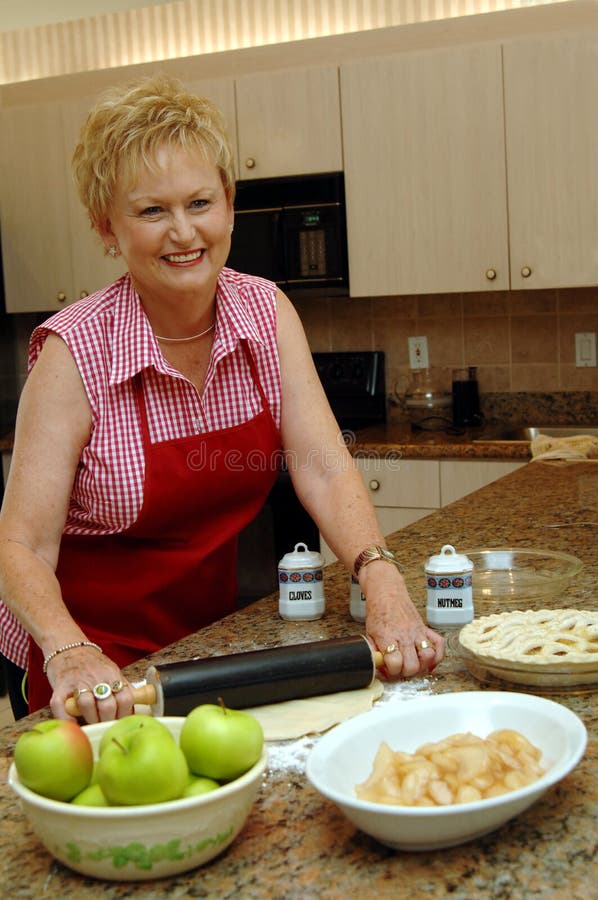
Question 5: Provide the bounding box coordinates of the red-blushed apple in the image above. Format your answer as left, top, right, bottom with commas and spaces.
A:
14, 720, 93, 802
71, 783, 110, 806
182, 774, 221, 798
97, 724, 188, 805
180, 703, 264, 781
98, 713, 170, 756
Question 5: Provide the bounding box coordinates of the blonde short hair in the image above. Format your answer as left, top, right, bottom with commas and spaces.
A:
72, 73, 236, 229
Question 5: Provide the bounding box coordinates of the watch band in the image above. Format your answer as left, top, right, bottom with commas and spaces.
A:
353, 545, 399, 578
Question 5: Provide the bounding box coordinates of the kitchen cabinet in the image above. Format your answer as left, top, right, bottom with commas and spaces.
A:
503, 32, 598, 290
0, 97, 123, 313
320, 456, 525, 564
440, 459, 525, 507
320, 458, 440, 564
234, 66, 343, 179
184, 76, 238, 176
340, 43, 509, 296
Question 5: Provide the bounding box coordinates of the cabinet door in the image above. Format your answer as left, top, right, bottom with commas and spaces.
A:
440, 460, 524, 507
0, 103, 74, 312
341, 44, 509, 296
235, 66, 342, 178
504, 32, 598, 290
357, 458, 441, 509
184, 77, 238, 177
62, 96, 126, 300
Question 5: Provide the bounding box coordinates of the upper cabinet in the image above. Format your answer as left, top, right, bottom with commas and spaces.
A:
184, 77, 238, 176
235, 66, 343, 179
503, 32, 598, 290
341, 44, 509, 296
1, 96, 124, 313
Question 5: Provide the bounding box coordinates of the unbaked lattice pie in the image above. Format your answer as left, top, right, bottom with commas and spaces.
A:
458, 609, 598, 687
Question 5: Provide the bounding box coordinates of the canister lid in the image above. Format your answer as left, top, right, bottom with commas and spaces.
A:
278, 542, 324, 569
425, 544, 474, 573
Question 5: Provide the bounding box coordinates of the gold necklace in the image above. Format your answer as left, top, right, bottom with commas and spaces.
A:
154, 322, 215, 344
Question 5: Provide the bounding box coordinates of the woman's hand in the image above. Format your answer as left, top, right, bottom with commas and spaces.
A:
362, 561, 445, 678
46, 646, 135, 724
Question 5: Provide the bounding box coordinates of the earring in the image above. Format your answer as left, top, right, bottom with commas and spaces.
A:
107, 246, 119, 258
229, 224, 234, 234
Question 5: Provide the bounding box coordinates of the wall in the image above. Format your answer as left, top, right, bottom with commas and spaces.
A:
293, 285, 598, 405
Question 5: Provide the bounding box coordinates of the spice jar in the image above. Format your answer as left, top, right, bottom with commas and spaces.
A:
425, 544, 474, 627
349, 575, 366, 623
278, 542, 325, 621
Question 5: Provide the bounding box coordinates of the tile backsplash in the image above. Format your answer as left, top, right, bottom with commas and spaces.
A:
293, 285, 598, 401
1, 285, 597, 433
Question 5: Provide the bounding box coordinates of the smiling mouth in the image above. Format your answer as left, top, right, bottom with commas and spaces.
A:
163, 249, 204, 264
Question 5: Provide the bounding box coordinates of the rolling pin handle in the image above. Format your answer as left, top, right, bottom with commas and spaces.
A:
64, 683, 157, 717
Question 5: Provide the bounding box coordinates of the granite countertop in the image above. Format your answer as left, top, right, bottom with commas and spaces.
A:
1, 461, 596, 898
349, 422, 535, 460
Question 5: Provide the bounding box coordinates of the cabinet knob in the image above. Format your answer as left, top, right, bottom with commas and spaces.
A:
485, 268, 497, 281
245, 157, 256, 169
79, 290, 89, 299
521, 266, 532, 278
57, 292, 67, 303
368, 479, 380, 492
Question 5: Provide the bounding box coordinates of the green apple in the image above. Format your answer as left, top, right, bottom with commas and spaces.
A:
182, 774, 221, 798
71, 783, 110, 806
180, 703, 264, 782
97, 724, 188, 805
14, 720, 94, 802
98, 714, 170, 756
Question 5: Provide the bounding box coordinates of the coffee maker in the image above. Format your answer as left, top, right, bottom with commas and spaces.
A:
452, 367, 483, 428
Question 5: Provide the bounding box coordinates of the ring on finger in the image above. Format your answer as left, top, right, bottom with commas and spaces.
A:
416, 639, 433, 651
72, 687, 92, 701
111, 680, 125, 694
384, 643, 398, 656
92, 682, 112, 701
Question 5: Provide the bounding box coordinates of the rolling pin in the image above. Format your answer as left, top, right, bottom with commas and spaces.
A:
65, 635, 385, 717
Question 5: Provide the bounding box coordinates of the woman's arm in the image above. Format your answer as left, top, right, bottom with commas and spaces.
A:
275, 291, 444, 677
0, 334, 133, 720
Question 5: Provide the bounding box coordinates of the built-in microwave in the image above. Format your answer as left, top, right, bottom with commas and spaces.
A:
227, 172, 349, 296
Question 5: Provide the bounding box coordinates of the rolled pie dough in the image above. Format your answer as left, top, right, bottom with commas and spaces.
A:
244, 678, 384, 741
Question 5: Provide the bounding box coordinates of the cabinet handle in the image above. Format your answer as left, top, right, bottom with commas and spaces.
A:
368, 479, 380, 492
245, 157, 256, 169
485, 268, 497, 281
57, 292, 67, 303
79, 290, 89, 299
521, 266, 532, 278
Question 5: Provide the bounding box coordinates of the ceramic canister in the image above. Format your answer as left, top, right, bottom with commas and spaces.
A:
278, 542, 325, 621
349, 575, 366, 623
425, 544, 474, 627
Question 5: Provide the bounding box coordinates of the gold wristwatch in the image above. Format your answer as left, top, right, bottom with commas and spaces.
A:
353, 545, 400, 578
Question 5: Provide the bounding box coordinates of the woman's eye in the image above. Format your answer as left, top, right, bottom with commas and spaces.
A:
190, 199, 208, 210
141, 206, 162, 217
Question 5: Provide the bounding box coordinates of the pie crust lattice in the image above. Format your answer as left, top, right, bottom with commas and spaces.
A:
459, 609, 598, 671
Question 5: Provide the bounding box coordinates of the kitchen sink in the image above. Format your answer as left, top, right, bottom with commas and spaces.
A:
475, 425, 598, 442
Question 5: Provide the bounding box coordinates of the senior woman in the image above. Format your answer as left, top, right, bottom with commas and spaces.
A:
0, 75, 444, 724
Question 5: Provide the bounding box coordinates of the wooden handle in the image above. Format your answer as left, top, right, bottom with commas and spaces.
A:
373, 650, 384, 668
65, 683, 157, 717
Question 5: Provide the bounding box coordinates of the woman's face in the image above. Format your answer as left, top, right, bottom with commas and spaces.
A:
102, 144, 233, 307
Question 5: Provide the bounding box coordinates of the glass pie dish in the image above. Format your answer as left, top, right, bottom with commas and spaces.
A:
463, 547, 583, 612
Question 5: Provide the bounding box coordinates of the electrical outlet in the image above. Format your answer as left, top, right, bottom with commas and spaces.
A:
575, 332, 596, 367
408, 336, 429, 369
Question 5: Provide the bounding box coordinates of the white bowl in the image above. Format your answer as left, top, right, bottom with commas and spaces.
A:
8, 717, 267, 881
306, 692, 586, 851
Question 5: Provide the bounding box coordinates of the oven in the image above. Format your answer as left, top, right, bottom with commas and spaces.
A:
236, 351, 386, 605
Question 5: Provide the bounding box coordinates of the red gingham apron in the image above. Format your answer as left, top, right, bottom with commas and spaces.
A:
27, 342, 281, 711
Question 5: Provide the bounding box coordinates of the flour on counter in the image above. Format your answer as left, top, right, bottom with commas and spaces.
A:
264, 677, 432, 776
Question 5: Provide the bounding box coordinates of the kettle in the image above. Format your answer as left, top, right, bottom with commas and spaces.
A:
397, 368, 452, 431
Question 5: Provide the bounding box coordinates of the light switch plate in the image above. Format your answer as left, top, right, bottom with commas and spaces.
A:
575, 332, 596, 367
408, 336, 429, 369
